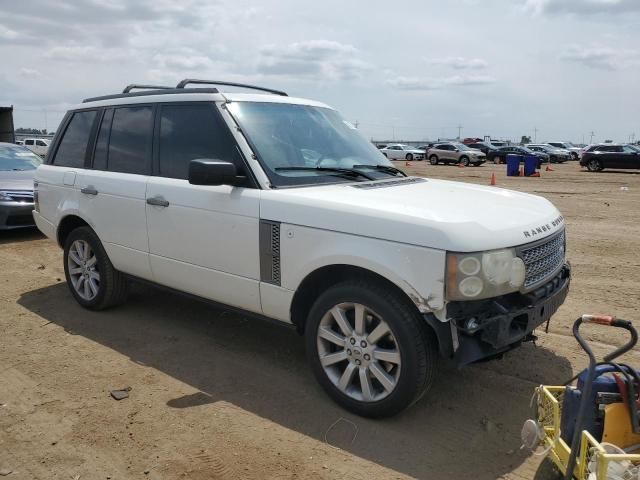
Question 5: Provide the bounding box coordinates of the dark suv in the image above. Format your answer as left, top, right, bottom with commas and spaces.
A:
580, 144, 640, 171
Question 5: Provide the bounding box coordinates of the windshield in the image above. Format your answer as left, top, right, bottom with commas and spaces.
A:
0, 146, 43, 171
453, 143, 471, 151
226, 102, 393, 186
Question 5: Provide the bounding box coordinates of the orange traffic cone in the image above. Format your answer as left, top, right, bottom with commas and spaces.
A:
519, 166, 524, 176
530, 172, 540, 177
546, 164, 554, 172
458, 163, 465, 168
405, 161, 411, 166
489, 173, 496, 186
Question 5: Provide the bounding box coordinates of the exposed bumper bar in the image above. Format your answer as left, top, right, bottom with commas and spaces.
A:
446, 263, 571, 366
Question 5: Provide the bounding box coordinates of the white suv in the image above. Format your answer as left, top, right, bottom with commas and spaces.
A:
33, 80, 570, 417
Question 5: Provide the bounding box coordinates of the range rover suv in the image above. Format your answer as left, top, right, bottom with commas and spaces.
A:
33, 80, 570, 417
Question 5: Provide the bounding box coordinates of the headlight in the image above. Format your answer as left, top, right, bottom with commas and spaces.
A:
0, 191, 13, 202
446, 249, 526, 300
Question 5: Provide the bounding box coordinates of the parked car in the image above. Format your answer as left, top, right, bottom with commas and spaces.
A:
579, 144, 640, 171
380, 144, 425, 161
525, 144, 571, 163
427, 142, 486, 166
547, 142, 581, 161
467, 141, 500, 157
490, 146, 548, 166
23, 138, 51, 157
0, 142, 42, 229
34, 80, 570, 417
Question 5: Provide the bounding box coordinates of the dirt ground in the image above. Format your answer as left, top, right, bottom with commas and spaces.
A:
1, 162, 639, 480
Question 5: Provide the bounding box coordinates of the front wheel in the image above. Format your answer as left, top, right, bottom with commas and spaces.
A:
405, 153, 414, 161
429, 155, 439, 165
305, 280, 436, 417
493, 156, 502, 165
63, 226, 129, 310
459, 156, 470, 166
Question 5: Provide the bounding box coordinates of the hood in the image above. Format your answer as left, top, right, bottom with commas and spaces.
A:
0, 169, 36, 191
261, 177, 564, 252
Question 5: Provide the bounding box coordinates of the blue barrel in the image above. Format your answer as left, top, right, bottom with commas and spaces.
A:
524, 155, 538, 176
506, 154, 522, 176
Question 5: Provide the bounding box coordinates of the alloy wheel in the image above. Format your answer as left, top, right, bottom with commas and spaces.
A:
67, 239, 100, 301
316, 302, 401, 402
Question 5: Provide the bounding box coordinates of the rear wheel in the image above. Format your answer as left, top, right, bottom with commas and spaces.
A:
586, 158, 603, 172
429, 155, 439, 165
550, 156, 557, 163
405, 153, 414, 161
305, 280, 435, 417
494, 156, 503, 165
63, 226, 129, 310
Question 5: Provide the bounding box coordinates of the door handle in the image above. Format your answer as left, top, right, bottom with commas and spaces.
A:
147, 196, 169, 207
81, 186, 98, 195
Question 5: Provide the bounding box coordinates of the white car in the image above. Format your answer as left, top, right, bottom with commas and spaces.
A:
380, 144, 425, 161
33, 80, 570, 417
23, 137, 50, 157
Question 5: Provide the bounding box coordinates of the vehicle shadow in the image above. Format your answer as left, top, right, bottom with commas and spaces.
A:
18, 282, 572, 479
0, 227, 43, 245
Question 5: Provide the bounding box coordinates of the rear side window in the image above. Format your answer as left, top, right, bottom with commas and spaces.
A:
158, 103, 237, 180
53, 110, 98, 168
107, 106, 153, 174
25, 139, 34, 146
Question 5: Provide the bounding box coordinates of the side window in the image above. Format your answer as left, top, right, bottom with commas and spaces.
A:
25, 139, 34, 146
108, 106, 153, 174
92, 109, 114, 171
158, 103, 237, 180
53, 110, 98, 168
36, 140, 47, 146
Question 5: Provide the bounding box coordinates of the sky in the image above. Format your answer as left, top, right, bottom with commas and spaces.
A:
1, 0, 639, 144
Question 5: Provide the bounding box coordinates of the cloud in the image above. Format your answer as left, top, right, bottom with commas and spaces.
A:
18, 68, 41, 78
560, 44, 640, 69
525, 0, 640, 15
388, 75, 496, 91
257, 40, 370, 80
428, 57, 489, 69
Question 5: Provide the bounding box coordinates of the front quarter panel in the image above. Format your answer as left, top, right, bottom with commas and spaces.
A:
280, 224, 446, 313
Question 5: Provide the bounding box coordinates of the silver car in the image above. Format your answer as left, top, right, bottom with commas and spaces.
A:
525, 144, 571, 163
0, 143, 42, 229
427, 142, 486, 166
380, 144, 425, 161
547, 141, 581, 160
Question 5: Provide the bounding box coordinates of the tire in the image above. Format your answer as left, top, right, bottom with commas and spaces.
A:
494, 156, 502, 165
405, 153, 413, 161
550, 156, 557, 164
63, 226, 129, 310
429, 155, 439, 165
586, 158, 603, 172
305, 280, 436, 417
571, 152, 578, 161
459, 156, 470, 167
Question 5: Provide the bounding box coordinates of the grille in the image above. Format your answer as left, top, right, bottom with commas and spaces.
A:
351, 177, 427, 189
271, 223, 281, 284
1, 190, 34, 203
259, 220, 281, 285
519, 229, 566, 289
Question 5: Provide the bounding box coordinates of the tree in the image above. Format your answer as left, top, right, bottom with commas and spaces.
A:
520, 135, 531, 144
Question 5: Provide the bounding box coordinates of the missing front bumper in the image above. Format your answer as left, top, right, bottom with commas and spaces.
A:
446, 263, 571, 366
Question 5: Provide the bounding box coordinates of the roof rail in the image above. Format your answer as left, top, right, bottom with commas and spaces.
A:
122, 84, 172, 94
176, 79, 287, 96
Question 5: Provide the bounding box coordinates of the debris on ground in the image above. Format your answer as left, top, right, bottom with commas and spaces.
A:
0, 469, 12, 477
110, 387, 132, 401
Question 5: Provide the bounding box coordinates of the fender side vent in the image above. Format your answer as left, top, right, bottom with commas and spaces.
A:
260, 220, 281, 285
351, 177, 427, 189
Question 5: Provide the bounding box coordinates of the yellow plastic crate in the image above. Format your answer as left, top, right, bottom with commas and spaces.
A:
536, 385, 640, 479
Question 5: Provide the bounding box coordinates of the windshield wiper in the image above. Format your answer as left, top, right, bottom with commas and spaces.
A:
274, 166, 375, 181
351, 164, 407, 177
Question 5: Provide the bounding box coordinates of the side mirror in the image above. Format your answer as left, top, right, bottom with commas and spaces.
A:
188, 159, 242, 186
